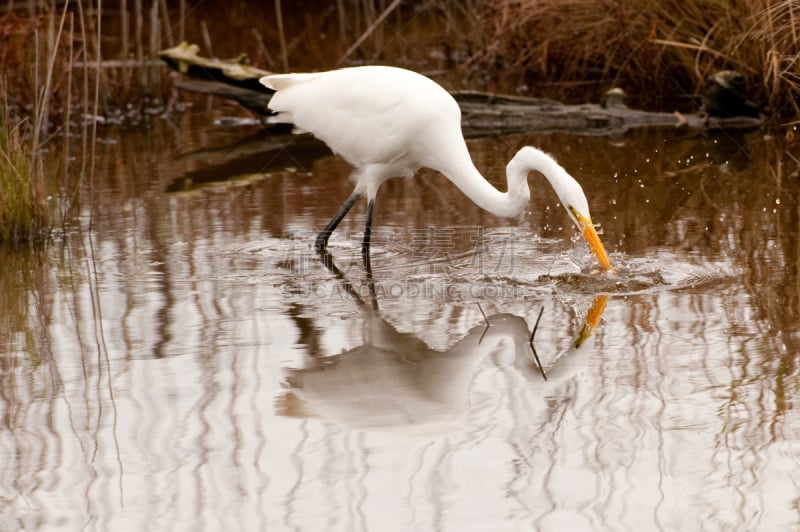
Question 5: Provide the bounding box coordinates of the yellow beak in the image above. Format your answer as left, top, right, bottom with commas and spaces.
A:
574, 294, 609, 347
574, 212, 613, 271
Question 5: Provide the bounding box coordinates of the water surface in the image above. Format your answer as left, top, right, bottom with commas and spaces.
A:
1, 108, 799, 531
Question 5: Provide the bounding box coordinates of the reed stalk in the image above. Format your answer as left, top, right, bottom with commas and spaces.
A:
0, 113, 49, 245
460, 0, 799, 118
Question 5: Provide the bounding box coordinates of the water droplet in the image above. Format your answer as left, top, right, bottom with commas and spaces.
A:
775, 198, 781, 205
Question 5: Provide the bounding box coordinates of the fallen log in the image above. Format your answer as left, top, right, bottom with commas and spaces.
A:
451, 90, 763, 136
159, 43, 764, 136
159, 42, 273, 93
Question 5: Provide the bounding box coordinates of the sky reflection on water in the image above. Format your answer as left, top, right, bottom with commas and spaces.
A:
1, 115, 799, 531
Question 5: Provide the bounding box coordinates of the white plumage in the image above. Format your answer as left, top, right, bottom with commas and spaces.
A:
260, 65, 612, 270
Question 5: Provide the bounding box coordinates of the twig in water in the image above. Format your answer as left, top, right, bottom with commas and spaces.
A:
477, 302, 490, 327
476, 302, 490, 345
529, 306, 547, 380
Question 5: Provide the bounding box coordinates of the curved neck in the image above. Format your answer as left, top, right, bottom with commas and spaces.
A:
446, 146, 585, 219
433, 145, 531, 218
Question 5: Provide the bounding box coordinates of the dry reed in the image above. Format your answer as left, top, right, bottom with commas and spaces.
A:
1, 0, 798, 129
463, 0, 799, 118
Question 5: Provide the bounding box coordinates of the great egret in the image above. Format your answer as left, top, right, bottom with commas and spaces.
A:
260, 66, 612, 270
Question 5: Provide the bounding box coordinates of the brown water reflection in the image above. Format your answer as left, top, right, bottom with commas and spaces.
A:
1, 110, 799, 530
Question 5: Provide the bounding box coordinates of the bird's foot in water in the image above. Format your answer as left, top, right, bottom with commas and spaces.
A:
315, 232, 331, 254
361, 246, 372, 273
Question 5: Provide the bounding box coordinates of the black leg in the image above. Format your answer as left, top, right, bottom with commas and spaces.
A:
318, 247, 379, 311
361, 198, 375, 269
315, 191, 361, 253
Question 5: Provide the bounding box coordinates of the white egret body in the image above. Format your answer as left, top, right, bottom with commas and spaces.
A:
260, 66, 612, 270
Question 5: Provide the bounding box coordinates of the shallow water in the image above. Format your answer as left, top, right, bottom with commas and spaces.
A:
1, 106, 799, 531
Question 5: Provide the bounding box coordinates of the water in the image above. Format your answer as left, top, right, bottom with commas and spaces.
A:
1, 107, 799, 531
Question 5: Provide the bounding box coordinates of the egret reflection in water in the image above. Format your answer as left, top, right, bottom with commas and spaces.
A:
276, 254, 609, 435
3, 114, 798, 530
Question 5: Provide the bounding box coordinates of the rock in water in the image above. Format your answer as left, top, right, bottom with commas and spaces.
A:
701, 71, 760, 118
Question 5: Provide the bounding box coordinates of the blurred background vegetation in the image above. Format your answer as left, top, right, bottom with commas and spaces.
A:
2, 0, 799, 121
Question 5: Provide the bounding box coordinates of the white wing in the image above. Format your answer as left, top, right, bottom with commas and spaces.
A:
259, 66, 461, 168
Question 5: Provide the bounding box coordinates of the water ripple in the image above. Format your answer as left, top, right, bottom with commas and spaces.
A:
537, 255, 733, 295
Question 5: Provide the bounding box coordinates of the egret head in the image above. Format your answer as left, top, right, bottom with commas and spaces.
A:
508, 146, 613, 271
546, 157, 613, 272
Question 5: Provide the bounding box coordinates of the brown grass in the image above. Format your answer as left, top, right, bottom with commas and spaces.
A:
463, 0, 799, 118
0, 2, 176, 129
1, 0, 798, 128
